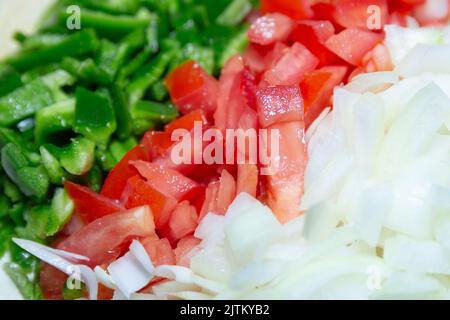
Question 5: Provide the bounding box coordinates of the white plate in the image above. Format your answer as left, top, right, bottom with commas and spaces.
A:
0, 0, 55, 300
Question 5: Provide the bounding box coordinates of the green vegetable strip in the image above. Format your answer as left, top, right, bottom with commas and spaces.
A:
0, 65, 23, 97
6, 30, 99, 72
216, 0, 252, 26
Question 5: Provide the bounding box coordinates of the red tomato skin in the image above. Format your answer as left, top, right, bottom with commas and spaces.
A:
65, 181, 124, 224
261, 0, 314, 20
166, 201, 198, 242
165, 110, 207, 135
40, 263, 68, 300
174, 235, 201, 267
57, 206, 155, 267
100, 145, 149, 200
325, 28, 383, 66
244, 44, 269, 74
248, 13, 294, 46
290, 20, 343, 67
301, 65, 348, 128
132, 160, 199, 201
262, 42, 319, 86
120, 175, 177, 227
256, 85, 304, 128
141, 237, 176, 265
333, 0, 389, 30
165, 60, 218, 118
265, 121, 307, 224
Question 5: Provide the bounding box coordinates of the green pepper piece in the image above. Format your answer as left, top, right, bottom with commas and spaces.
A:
150, 80, 168, 101
0, 219, 14, 257
216, 0, 252, 26
20, 33, 68, 52
46, 188, 74, 236
75, 0, 140, 15
127, 49, 176, 106
3, 263, 43, 300
133, 119, 155, 136
1, 143, 50, 199
6, 30, 99, 72
109, 83, 133, 140
35, 99, 75, 145
0, 65, 22, 97
117, 47, 152, 82
0, 128, 38, 164
87, 164, 103, 193
131, 101, 178, 123
45, 137, 96, 176
59, 8, 151, 40
3, 177, 23, 203
63, 281, 86, 300
0, 196, 10, 219
9, 203, 26, 226
74, 87, 117, 145
0, 79, 54, 126
62, 57, 113, 85
181, 43, 215, 74
40, 146, 65, 185
24, 205, 51, 240
9, 241, 39, 274
218, 26, 249, 69
109, 137, 138, 163
146, 12, 160, 54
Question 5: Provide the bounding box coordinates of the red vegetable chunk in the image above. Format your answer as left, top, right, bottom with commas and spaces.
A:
248, 13, 294, 46
325, 28, 383, 66
164, 60, 218, 118
261, 0, 313, 20
262, 42, 319, 85
333, 0, 388, 30
65, 181, 124, 224
256, 85, 304, 128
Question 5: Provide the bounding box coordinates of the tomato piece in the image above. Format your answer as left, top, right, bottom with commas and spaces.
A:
165, 201, 198, 242
65, 181, 124, 224
40, 263, 68, 300
265, 121, 307, 224
164, 60, 218, 118
165, 110, 207, 135
214, 55, 247, 130
132, 160, 199, 201
174, 235, 201, 267
261, 0, 313, 20
58, 206, 155, 267
180, 185, 207, 214
60, 212, 85, 236
141, 131, 173, 159
199, 170, 237, 220
256, 85, 304, 128
141, 237, 176, 265
120, 174, 176, 225
237, 163, 259, 198
388, 11, 409, 26
101, 145, 149, 200
333, 0, 388, 30
262, 42, 319, 86
241, 67, 258, 110
325, 28, 383, 66
290, 20, 342, 67
369, 43, 394, 72
248, 13, 294, 46
311, 3, 339, 26
243, 44, 268, 74
300, 65, 348, 128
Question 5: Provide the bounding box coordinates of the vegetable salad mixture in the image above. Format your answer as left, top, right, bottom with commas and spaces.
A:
1, 0, 450, 299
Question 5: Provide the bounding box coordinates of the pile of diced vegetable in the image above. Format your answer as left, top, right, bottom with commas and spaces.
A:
0, 0, 255, 299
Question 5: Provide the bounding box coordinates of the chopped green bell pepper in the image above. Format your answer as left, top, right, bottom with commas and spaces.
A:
35, 99, 75, 145
0, 65, 23, 97
6, 30, 99, 72
74, 87, 117, 145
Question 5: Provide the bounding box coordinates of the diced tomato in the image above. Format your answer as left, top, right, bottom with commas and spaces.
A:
180, 185, 207, 214
300, 65, 348, 128
165, 110, 207, 135
262, 42, 319, 86
174, 235, 201, 267
65, 181, 124, 224
141, 131, 172, 159
40, 263, 69, 299
214, 56, 247, 130
332, 0, 388, 30
100, 145, 149, 200
248, 13, 294, 46
164, 60, 219, 118
261, 0, 313, 20
290, 20, 342, 67
60, 212, 85, 236
256, 85, 304, 128
265, 121, 307, 223
240, 67, 258, 110
98, 284, 115, 300
263, 42, 289, 70
244, 44, 270, 74
120, 174, 177, 225
325, 28, 383, 66
236, 164, 259, 198
57, 206, 155, 267
132, 160, 199, 201
141, 237, 176, 265
199, 170, 236, 220
368, 43, 394, 72
163, 201, 198, 243
311, 3, 339, 27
